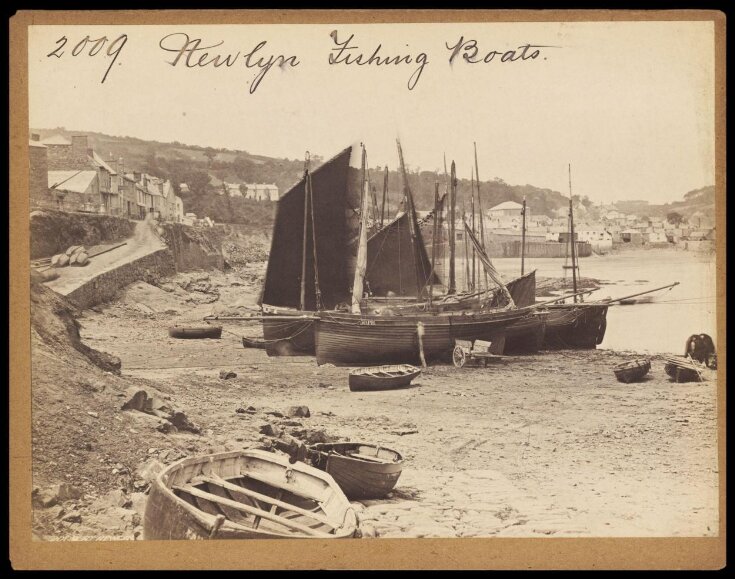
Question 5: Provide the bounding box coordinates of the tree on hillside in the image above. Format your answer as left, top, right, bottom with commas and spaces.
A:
667, 211, 685, 226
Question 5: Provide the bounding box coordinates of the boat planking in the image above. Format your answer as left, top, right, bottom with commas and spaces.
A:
308, 443, 403, 500
143, 450, 358, 540
348, 364, 421, 391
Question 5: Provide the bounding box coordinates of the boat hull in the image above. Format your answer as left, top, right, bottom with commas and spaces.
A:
503, 312, 548, 353
143, 450, 358, 540
315, 308, 531, 366
309, 443, 403, 500
613, 359, 651, 383
168, 326, 222, 340
261, 308, 316, 356
542, 304, 608, 349
348, 365, 421, 391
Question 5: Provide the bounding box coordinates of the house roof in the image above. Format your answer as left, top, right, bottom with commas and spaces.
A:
41, 134, 71, 146
90, 151, 117, 175
489, 201, 523, 211
29, 140, 47, 148
48, 170, 98, 193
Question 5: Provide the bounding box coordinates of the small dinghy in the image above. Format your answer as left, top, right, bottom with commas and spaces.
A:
169, 325, 223, 339
662, 355, 706, 383
143, 450, 359, 540
613, 358, 651, 383
308, 443, 403, 500
348, 364, 421, 392
242, 336, 267, 349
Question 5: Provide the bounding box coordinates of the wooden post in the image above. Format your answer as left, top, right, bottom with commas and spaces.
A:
429, 181, 439, 306
417, 321, 427, 368
521, 197, 527, 276
470, 168, 476, 292
380, 167, 388, 228
473, 142, 489, 291
448, 161, 457, 295
568, 164, 579, 302
299, 154, 310, 311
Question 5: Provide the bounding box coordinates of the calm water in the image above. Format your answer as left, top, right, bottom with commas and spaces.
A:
449, 249, 718, 355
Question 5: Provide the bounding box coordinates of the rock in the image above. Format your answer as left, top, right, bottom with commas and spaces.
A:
156, 421, 178, 434
281, 420, 302, 427
110, 489, 133, 509
61, 510, 82, 523
121, 388, 149, 412
54, 483, 82, 502
32, 488, 58, 509
264, 410, 284, 418
136, 459, 164, 483
86, 411, 99, 418
235, 407, 246, 414
149, 397, 173, 415
219, 370, 238, 380
290, 428, 334, 445
259, 423, 281, 437
287, 405, 310, 418
167, 411, 200, 434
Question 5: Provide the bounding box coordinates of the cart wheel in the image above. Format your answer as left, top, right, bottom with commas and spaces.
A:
453, 346, 466, 368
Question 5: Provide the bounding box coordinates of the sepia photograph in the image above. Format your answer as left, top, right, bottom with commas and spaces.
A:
10, 9, 725, 570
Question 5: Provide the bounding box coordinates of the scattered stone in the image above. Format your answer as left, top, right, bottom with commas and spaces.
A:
287, 405, 310, 418
167, 411, 200, 434
86, 411, 99, 418
219, 370, 238, 380
281, 420, 302, 427
136, 459, 164, 483
32, 487, 58, 509
290, 428, 334, 445
259, 423, 281, 437
61, 511, 82, 524
121, 388, 149, 412
391, 429, 419, 436
235, 407, 246, 414
156, 422, 178, 434
265, 410, 284, 418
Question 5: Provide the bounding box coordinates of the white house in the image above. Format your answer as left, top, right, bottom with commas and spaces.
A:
243, 183, 279, 201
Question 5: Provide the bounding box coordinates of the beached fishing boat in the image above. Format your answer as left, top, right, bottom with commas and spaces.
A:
168, 325, 223, 340
307, 443, 403, 500
348, 364, 421, 391
543, 303, 608, 349
613, 358, 651, 383
143, 450, 359, 540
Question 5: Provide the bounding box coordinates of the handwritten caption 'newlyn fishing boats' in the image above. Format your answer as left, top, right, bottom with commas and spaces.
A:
44, 30, 559, 91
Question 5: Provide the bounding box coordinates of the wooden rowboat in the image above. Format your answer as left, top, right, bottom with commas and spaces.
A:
348, 364, 421, 392
143, 450, 359, 540
613, 358, 651, 383
242, 336, 267, 349
169, 325, 222, 339
663, 355, 706, 383
308, 443, 403, 500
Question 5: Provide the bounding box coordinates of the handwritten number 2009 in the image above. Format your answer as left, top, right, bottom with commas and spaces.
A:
46, 34, 128, 83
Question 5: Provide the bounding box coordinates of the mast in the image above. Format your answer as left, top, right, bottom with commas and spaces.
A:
568, 163, 579, 302
396, 139, 424, 297
448, 160, 457, 294
429, 181, 440, 307
299, 153, 310, 311
473, 142, 489, 291
470, 167, 476, 292
380, 167, 388, 228
351, 145, 369, 313
521, 196, 527, 276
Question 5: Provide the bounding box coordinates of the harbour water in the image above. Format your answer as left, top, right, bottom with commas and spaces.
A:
455, 248, 718, 355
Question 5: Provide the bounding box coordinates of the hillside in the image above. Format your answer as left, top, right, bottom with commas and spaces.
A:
32, 128, 712, 226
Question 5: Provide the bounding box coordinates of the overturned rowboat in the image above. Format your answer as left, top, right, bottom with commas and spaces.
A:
663, 355, 706, 383
348, 365, 421, 392
308, 443, 403, 500
169, 325, 223, 339
143, 450, 359, 540
242, 336, 267, 349
613, 358, 651, 383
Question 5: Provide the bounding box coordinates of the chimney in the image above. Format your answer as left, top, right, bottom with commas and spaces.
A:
30, 133, 40, 141
71, 135, 89, 160
117, 157, 124, 175
133, 171, 141, 182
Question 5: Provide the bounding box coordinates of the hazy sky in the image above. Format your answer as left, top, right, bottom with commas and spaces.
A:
28, 21, 715, 203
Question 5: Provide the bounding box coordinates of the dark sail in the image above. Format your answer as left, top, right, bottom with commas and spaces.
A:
261, 147, 356, 310
364, 212, 441, 298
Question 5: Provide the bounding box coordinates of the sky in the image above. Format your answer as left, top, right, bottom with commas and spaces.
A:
28, 20, 715, 204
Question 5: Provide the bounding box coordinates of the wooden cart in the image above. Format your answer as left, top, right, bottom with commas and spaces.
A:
452, 339, 505, 368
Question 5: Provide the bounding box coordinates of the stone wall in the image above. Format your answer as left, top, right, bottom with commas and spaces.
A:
30, 210, 137, 259
29, 144, 50, 206
160, 223, 225, 272
65, 249, 176, 310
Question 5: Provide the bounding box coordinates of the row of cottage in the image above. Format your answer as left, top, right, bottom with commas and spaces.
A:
418, 200, 715, 253
29, 133, 184, 222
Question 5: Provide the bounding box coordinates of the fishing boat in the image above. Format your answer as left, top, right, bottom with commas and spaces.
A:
143, 450, 359, 540
307, 443, 403, 500
168, 325, 222, 339
613, 358, 651, 383
348, 364, 421, 391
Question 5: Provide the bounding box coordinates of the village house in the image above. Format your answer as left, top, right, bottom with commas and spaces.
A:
576, 227, 614, 253
242, 183, 279, 201
179, 183, 190, 194
224, 182, 242, 197
47, 170, 100, 212
620, 228, 644, 245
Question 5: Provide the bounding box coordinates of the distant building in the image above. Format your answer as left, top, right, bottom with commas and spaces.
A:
243, 183, 279, 201
224, 182, 242, 197
47, 170, 100, 212
179, 183, 190, 194
488, 200, 524, 218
